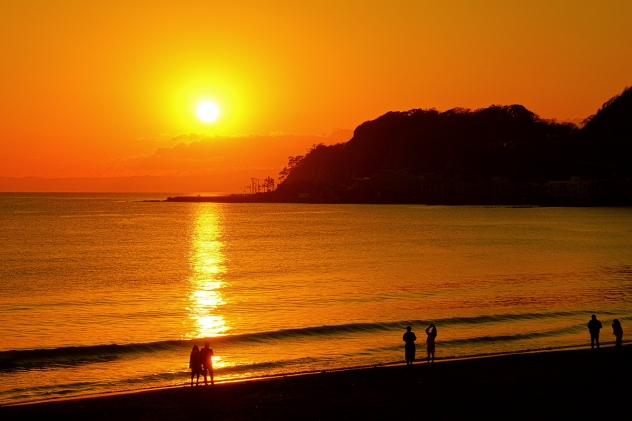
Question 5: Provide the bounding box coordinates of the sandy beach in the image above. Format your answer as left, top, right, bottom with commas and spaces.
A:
3, 345, 630, 420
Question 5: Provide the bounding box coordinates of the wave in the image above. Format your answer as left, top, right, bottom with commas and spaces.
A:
0, 341, 180, 371
0, 356, 327, 405
1, 309, 626, 372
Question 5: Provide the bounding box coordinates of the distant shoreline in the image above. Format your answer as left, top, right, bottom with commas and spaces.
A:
146, 194, 630, 206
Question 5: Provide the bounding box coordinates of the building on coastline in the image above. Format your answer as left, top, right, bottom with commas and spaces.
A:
545, 177, 597, 200
544, 177, 632, 204
272, 170, 632, 205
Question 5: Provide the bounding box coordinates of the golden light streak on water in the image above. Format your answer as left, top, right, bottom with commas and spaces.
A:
187, 204, 228, 338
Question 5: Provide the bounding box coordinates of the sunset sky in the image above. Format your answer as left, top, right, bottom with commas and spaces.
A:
1, 1, 631, 192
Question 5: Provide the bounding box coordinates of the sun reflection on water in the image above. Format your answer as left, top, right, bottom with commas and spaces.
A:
187, 205, 228, 338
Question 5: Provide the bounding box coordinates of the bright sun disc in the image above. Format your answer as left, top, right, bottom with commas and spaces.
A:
197, 101, 220, 122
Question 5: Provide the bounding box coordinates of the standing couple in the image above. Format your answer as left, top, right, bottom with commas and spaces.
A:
189, 341, 215, 386
403, 324, 437, 365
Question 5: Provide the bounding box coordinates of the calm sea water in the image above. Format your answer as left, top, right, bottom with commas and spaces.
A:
1, 193, 631, 404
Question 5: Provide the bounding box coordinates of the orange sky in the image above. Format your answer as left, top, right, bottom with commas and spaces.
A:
1, 1, 631, 192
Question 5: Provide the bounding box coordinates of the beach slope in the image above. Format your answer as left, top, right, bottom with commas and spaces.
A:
4, 346, 631, 420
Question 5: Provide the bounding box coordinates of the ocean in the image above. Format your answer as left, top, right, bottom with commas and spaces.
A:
1, 193, 631, 404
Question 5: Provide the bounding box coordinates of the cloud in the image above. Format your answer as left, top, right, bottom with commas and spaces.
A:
110, 130, 353, 178
0, 130, 354, 192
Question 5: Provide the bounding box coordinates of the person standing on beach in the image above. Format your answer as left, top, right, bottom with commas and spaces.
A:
199, 341, 215, 385
425, 324, 437, 363
612, 319, 623, 349
189, 345, 202, 386
587, 314, 602, 351
403, 326, 417, 365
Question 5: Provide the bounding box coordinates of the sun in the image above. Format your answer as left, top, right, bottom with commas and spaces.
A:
197, 101, 220, 123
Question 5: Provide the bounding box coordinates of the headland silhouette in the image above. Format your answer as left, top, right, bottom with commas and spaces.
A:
165, 86, 632, 205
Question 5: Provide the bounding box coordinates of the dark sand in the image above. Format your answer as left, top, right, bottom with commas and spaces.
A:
3, 345, 631, 420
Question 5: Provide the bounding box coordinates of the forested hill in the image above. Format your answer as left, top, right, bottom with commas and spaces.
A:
273, 87, 632, 204
579, 86, 632, 171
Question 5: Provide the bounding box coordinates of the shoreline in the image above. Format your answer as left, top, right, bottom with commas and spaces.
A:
4, 344, 631, 420
2, 341, 612, 407
154, 193, 632, 206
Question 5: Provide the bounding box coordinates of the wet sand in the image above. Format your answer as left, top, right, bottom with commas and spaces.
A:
3, 345, 631, 420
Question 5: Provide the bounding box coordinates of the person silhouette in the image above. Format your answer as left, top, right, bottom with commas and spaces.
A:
425, 324, 437, 363
612, 319, 623, 349
199, 341, 215, 385
189, 345, 202, 386
587, 314, 602, 351
403, 326, 417, 365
